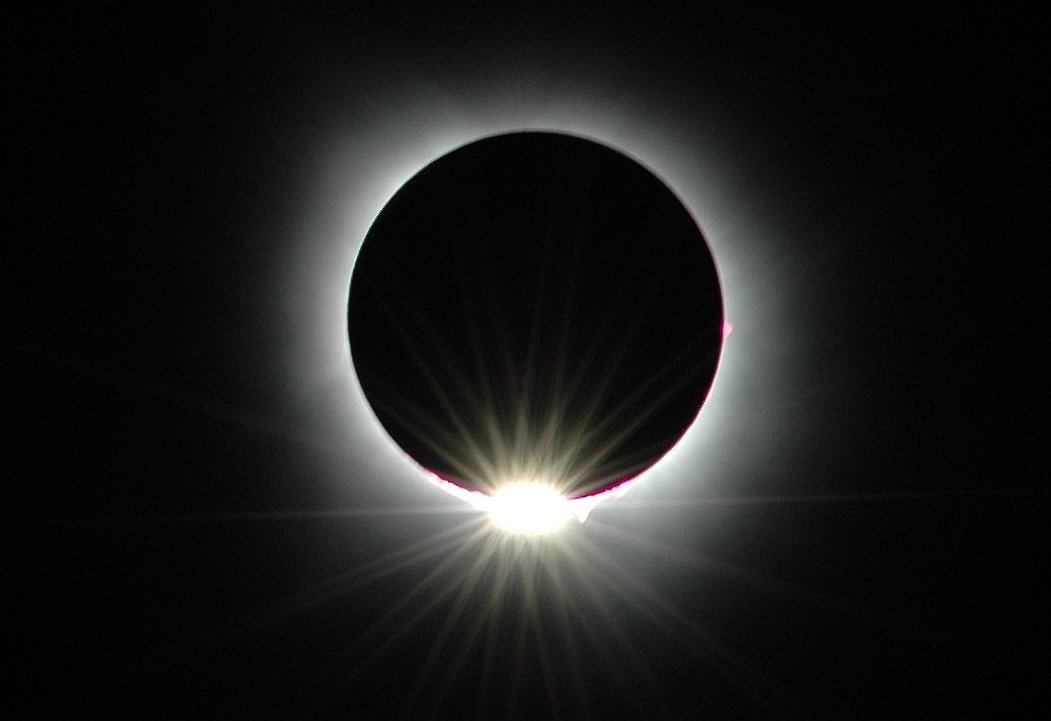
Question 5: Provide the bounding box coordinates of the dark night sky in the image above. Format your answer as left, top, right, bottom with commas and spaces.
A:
6, 4, 1045, 719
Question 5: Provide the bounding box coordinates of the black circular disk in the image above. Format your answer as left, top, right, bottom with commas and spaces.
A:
347, 132, 723, 498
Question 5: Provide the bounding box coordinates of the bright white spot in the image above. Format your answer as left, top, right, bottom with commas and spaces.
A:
486, 483, 573, 535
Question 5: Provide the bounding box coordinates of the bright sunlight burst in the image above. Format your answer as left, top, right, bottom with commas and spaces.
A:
485, 483, 572, 535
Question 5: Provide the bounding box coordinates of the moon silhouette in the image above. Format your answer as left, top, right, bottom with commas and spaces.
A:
347, 132, 723, 499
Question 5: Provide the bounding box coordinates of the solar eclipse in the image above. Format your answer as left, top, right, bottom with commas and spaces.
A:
347, 132, 723, 529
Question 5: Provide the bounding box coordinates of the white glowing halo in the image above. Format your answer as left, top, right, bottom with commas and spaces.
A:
279, 86, 802, 518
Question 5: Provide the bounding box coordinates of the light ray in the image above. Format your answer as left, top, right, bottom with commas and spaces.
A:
571, 526, 804, 715
587, 517, 886, 625
600, 486, 1042, 509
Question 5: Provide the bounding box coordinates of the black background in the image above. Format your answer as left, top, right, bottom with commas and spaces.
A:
6, 4, 1045, 719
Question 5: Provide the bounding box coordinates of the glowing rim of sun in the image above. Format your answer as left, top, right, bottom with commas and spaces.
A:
281, 83, 800, 530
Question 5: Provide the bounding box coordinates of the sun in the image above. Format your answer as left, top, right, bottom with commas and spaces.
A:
483, 482, 573, 535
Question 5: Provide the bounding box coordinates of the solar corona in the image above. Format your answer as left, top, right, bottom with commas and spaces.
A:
347, 132, 724, 532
